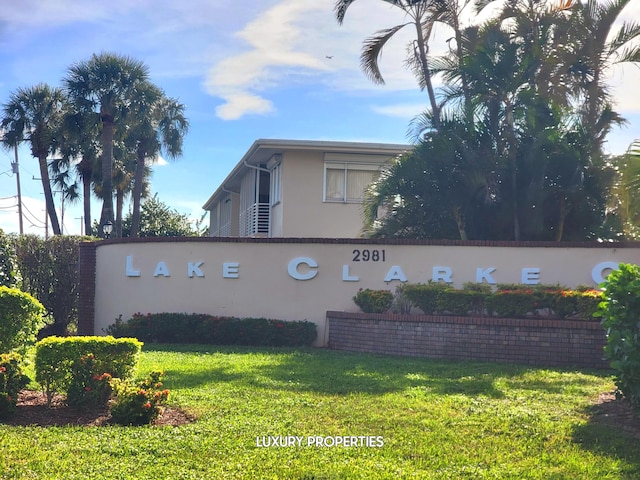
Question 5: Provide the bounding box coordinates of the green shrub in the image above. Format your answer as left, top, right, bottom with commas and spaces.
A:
0, 352, 30, 419
105, 313, 317, 347
391, 284, 413, 314
35, 336, 142, 406
403, 283, 453, 315
485, 288, 538, 317
352, 288, 394, 313
66, 354, 113, 409
109, 371, 169, 425
0, 286, 46, 354
598, 263, 640, 412
12, 235, 92, 336
0, 229, 19, 288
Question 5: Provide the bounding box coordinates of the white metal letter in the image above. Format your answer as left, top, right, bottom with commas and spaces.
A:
384, 265, 407, 283
433, 266, 452, 283
592, 262, 619, 285
125, 255, 141, 277
288, 257, 318, 281
521, 267, 540, 285
476, 267, 496, 284
188, 261, 204, 278
153, 261, 170, 277
223, 262, 240, 279
342, 265, 359, 282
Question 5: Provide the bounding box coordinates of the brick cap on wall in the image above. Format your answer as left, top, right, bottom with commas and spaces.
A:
94, 237, 640, 248
326, 311, 604, 330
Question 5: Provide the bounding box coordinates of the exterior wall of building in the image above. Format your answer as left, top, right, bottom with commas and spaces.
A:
279, 150, 387, 238
79, 238, 640, 347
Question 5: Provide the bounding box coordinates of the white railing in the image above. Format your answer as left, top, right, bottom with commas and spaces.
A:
239, 203, 270, 237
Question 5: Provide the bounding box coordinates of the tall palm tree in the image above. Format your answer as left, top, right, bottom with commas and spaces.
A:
55, 108, 101, 236
335, 0, 442, 129
1, 84, 67, 235
567, 0, 640, 145
63, 52, 149, 236
126, 83, 189, 237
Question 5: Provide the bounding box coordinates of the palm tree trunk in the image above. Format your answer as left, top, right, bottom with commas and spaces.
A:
38, 154, 62, 235
79, 155, 93, 236
99, 115, 115, 235
130, 150, 145, 238
453, 206, 468, 240
115, 188, 124, 238
414, 21, 441, 130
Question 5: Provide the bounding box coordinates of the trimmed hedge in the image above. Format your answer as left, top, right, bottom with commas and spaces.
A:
35, 336, 142, 405
353, 288, 394, 313
0, 286, 46, 354
401, 283, 602, 319
105, 313, 317, 347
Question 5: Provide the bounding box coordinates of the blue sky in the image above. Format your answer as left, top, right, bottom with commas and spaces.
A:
1, 0, 639, 235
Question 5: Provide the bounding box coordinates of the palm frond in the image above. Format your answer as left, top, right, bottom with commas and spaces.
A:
361, 24, 410, 84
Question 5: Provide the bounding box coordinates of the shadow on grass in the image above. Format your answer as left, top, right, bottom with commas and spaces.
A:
143, 344, 608, 399
572, 398, 640, 477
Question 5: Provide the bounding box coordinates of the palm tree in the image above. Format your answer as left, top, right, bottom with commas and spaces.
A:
567, 0, 640, 145
609, 140, 640, 239
335, 0, 442, 129
55, 108, 101, 236
63, 53, 149, 236
1, 84, 67, 235
126, 83, 189, 237
364, 114, 497, 240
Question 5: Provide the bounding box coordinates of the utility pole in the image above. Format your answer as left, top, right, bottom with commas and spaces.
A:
11, 144, 23, 234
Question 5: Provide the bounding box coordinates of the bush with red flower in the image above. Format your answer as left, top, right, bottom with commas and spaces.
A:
66, 353, 113, 409
0, 352, 29, 419
109, 371, 170, 425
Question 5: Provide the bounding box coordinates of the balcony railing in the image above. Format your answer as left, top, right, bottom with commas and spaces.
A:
239, 203, 270, 237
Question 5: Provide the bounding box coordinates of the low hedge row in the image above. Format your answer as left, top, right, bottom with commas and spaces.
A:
105, 313, 318, 347
34, 336, 142, 405
355, 283, 603, 319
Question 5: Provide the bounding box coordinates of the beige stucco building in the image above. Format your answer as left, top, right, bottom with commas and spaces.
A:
202, 139, 410, 238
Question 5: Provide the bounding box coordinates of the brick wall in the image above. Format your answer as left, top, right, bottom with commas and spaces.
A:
327, 311, 608, 369
77, 241, 97, 335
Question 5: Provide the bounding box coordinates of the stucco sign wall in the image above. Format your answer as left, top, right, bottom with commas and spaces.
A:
78, 238, 640, 346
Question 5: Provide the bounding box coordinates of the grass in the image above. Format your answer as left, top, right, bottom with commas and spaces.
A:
1, 344, 639, 479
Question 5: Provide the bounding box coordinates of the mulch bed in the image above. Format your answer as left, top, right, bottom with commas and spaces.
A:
4, 390, 194, 427
588, 391, 640, 439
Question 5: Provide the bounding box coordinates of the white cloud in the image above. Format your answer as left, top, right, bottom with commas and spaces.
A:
371, 103, 425, 119
204, 1, 331, 120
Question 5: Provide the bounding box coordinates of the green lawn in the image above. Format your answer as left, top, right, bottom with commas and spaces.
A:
1, 345, 638, 479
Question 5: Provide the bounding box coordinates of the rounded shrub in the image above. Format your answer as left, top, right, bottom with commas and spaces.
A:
352, 288, 394, 314
598, 263, 640, 412
0, 286, 46, 354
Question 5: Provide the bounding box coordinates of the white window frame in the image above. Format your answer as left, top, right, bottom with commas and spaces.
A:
269, 161, 282, 206
323, 161, 381, 203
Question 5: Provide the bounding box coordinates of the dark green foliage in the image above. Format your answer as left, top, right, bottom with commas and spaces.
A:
12, 234, 92, 336
34, 336, 142, 406
402, 282, 602, 319
598, 263, 640, 412
121, 194, 201, 237
0, 353, 29, 419
403, 282, 454, 315
109, 371, 169, 426
0, 286, 46, 354
66, 354, 112, 409
0, 229, 19, 288
352, 288, 394, 313
105, 313, 317, 347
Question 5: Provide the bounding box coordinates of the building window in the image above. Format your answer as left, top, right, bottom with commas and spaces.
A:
324, 162, 380, 203
270, 161, 281, 206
